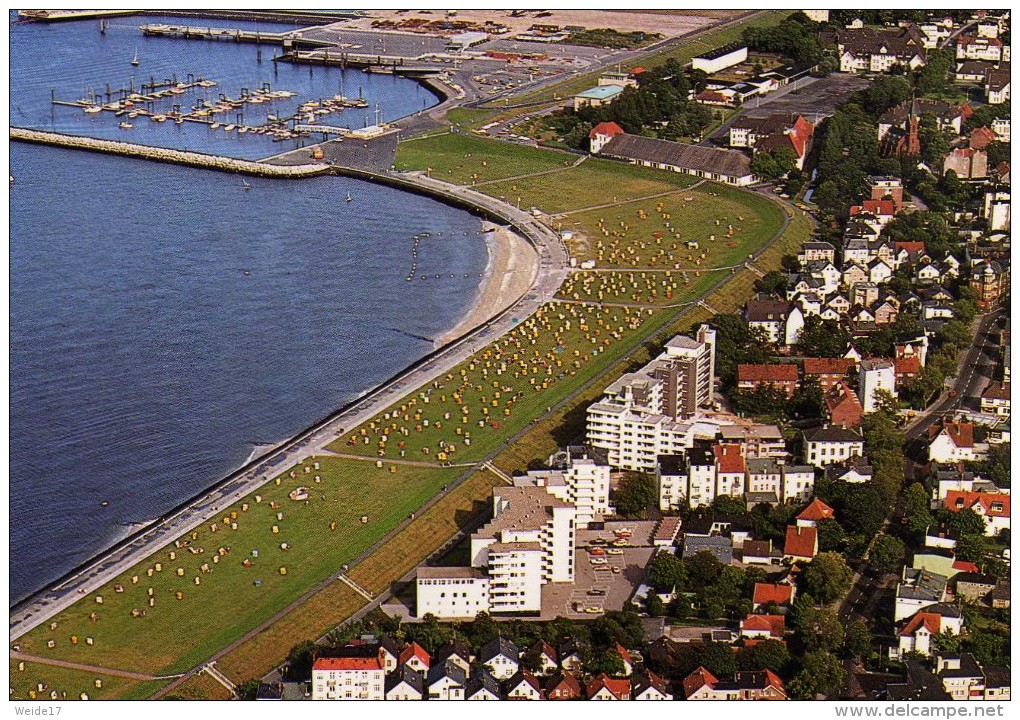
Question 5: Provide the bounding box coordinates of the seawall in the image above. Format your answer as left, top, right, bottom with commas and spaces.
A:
9, 128, 331, 178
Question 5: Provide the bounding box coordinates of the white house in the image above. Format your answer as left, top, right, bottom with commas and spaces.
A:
478, 637, 520, 681
894, 567, 948, 622
944, 491, 1010, 537
892, 606, 963, 659
312, 652, 387, 701
859, 358, 897, 413
803, 425, 865, 467
927, 420, 980, 463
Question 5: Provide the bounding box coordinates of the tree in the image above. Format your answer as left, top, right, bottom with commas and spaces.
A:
796, 606, 845, 652
816, 518, 848, 553
954, 534, 988, 564
685, 550, 723, 587
744, 638, 791, 675
789, 650, 847, 699
586, 648, 626, 676
838, 484, 887, 539
933, 630, 962, 655
712, 494, 747, 516
754, 270, 788, 295
612, 472, 657, 518
844, 620, 872, 661
699, 641, 737, 677
796, 316, 851, 357
283, 640, 317, 681
870, 535, 906, 573
802, 552, 854, 605
751, 147, 798, 181
902, 483, 935, 534
648, 551, 687, 592
236, 679, 261, 700
940, 508, 987, 538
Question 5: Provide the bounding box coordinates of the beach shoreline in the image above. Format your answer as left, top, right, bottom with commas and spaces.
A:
434, 222, 540, 349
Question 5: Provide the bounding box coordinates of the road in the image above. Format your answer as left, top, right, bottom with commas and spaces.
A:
837, 306, 1006, 627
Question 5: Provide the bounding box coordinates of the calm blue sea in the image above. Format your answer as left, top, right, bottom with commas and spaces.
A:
9, 13, 486, 602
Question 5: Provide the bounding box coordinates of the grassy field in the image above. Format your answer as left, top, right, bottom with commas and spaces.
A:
561, 185, 784, 269
8, 660, 167, 701
557, 268, 728, 306
14, 459, 460, 676
477, 159, 698, 215
329, 301, 656, 463
165, 672, 233, 701
394, 132, 573, 185
348, 470, 503, 595
216, 581, 366, 685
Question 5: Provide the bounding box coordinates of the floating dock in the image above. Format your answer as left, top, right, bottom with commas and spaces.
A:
140, 23, 333, 49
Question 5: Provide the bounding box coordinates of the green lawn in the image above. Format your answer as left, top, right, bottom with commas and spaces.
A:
561, 184, 784, 269
330, 301, 656, 463
445, 107, 501, 129
478, 158, 698, 215
394, 132, 573, 185
557, 268, 728, 306
9, 660, 168, 701
13, 459, 461, 676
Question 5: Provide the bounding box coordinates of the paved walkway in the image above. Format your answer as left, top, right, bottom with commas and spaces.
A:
10, 651, 181, 682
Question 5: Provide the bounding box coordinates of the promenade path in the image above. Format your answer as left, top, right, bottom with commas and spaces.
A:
9, 166, 569, 644
10, 652, 181, 682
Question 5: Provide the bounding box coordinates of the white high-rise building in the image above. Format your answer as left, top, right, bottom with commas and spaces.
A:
514, 448, 610, 524
859, 358, 897, 413
415, 486, 576, 617
587, 326, 717, 471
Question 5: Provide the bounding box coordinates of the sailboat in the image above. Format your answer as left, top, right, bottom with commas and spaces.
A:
130, 48, 140, 67
242, 179, 252, 191
345, 191, 353, 203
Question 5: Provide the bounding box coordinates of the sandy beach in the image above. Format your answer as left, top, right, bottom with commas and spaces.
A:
434, 223, 539, 348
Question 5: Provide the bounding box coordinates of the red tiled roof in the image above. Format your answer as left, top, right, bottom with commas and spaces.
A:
742, 614, 785, 637
398, 642, 431, 668
899, 612, 941, 637
945, 491, 1010, 518
589, 121, 625, 139
713, 443, 746, 474
545, 670, 582, 699
970, 126, 997, 149
982, 381, 1010, 400
738, 363, 799, 383
952, 559, 980, 573
824, 381, 863, 422
784, 525, 818, 559
803, 357, 856, 376
895, 241, 926, 253
797, 498, 835, 522
894, 356, 921, 377
850, 199, 895, 216
313, 656, 383, 672
927, 419, 975, 448
696, 89, 730, 103
587, 674, 631, 700
958, 34, 1003, 47
753, 582, 793, 607
683, 666, 719, 698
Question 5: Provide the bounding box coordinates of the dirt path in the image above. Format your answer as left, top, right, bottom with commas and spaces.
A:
10, 651, 179, 682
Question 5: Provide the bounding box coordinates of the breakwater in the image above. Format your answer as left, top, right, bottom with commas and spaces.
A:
10, 127, 330, 177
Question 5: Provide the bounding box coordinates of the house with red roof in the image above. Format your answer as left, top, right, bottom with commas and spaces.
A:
796, 498, 835, 527
893, 605, 964, 660
398, 641, 431, 674
739, 613, 786, 640
803, 357, 857, 391
587, 674, 631, 700
588, 121, 625, 153
737, 363, 799, 398
752, 582, 795, 611
613, 642, 634, 676
970, 125, 998, 149
713, 443, 746, 497
894, 356, 922, 384
684, 666, 787, 700
943, 491, 1010, 537
927, 419, 981, 463
849, 199, 897, 227
544, 670, 583, 700
824, 381, 864, 429
633, 669, 672, 700
784, 525, 818, 562
312, 649, 387, 700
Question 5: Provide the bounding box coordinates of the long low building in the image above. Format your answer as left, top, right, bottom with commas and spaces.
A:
595, 133, 755, 186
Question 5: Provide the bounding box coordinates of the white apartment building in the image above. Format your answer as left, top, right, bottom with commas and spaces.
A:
860, 358, 897, 413
416, 486, 576, 617
312, 652, 386, 700
662, 453, 815, 510
587, 326, 717, 471
803, 425, 865, 467
514, 449, 611, 524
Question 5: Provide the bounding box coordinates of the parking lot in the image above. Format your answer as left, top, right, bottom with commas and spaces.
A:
741, 73, 872, 120
540, 520, 659, 619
